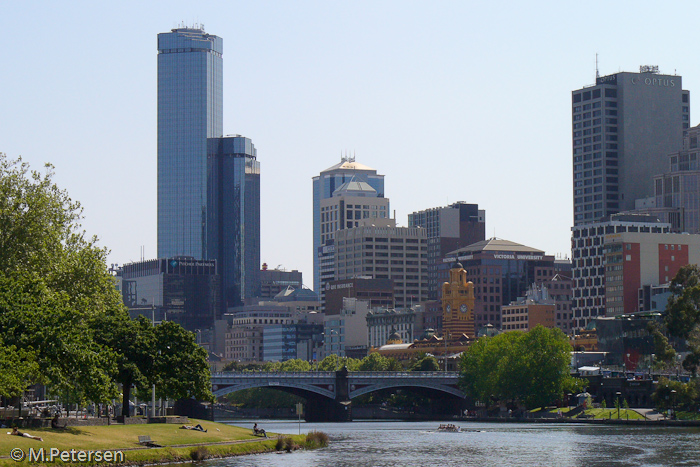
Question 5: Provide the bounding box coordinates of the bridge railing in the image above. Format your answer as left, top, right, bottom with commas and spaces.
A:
212, 371, 335, 378
351, 371, 460, 378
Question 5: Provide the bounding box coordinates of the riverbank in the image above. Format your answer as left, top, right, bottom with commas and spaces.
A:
0, 420, 311, 466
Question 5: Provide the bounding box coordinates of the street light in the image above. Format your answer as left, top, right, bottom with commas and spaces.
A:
670, 389, 677, 420
616, 391, 622, 419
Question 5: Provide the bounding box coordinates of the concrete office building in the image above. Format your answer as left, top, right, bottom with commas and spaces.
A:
334, 223, 428, 309
323, 298, 372, 358
324, 278, 394, 315
207, 136, 260, 309
408, 202, 486, 300
572, 67, 689, 225
259, 266, 303, 299
312, 157, 386, 295
157, 27, 223, 259
571, 214, 671, 330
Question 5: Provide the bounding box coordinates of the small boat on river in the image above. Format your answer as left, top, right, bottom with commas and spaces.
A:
436, 424, 460, 432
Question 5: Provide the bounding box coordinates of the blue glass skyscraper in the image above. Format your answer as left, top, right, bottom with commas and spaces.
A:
207, 136, 260, 309
157, 27, 223, 259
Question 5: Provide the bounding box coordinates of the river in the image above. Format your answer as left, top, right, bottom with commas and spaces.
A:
207, 420, 700, 467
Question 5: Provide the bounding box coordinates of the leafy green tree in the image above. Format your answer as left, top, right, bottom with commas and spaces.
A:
153, 321, 214, 402
652, 377, 700, 412
0, 155, 122, 402
318, 354, 360, 371
359, 353, 402, 371
0, 340, 37, 398
459, 326, 582, 409
409, 353, 440, 371
279, 359, 312, 372
654, 265, 700, 375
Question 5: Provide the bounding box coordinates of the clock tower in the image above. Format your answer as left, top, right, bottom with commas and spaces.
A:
441, 262, 475, 338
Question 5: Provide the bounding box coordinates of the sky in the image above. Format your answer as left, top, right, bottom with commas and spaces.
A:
2, 1, 700, 288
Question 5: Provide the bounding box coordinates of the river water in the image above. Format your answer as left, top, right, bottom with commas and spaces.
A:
209, 420, 700, 467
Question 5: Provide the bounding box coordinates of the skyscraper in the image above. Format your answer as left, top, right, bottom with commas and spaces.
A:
408, 202, 485, 300
157, 27, 223, 259
207, 136, 260, 310
312, 157, 386, 294
572, 67, 689, 225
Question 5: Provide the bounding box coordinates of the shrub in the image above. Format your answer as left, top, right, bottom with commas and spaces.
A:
190, 446, 210, 461
305, 430, 329, 449
275, 436, 288, 451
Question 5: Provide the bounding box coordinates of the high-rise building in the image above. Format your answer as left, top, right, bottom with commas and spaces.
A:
408, 202, 485, 299
334, 224, 428, 309
207, 136, 260, 310
312, 157, 386, 294
572, 67, 689, 225
157, 27, 223, 259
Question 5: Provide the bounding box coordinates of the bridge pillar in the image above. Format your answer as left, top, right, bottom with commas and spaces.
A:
303, 367, 352, 422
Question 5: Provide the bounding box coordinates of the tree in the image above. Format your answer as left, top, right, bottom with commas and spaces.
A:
654, 265, 700, 375
459, 326, 583, 409
359, 353, 402, 371
409, 353, 440, 372
152, 321, 214, 403
0, 154, 122, 402
0, 340, 37, 399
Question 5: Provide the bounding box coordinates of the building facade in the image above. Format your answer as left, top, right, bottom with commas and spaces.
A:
324, 278, 394, 315
571, 214, 671, 329
572, 67, 689, 225
440, 238, 556, 330
366, 308, 416, 349
259, 267, 303, 299
408, 202, 486, 300
651, 124, 700, 234
604, 231, 700, 316
263, 323, 324, 362
206, 136, 260, 309
441, 262, 476, 338
334, 224, 428, 309
120, 257, 220, 332
312, 157, 386, 294
501, 284, 556, 332
157, 27, 223, 259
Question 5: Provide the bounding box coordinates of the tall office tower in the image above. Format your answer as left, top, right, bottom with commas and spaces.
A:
157, 27, 223, 258
207, 136, 260, 311
572, 66, 689, 225
408, 202, 486, 300
312, 157, 386, 294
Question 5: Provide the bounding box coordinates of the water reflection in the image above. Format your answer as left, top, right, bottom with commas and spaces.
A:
207, 420, 700, 467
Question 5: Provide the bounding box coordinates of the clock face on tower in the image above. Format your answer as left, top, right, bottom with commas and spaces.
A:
446, 304, 451, 313
460, 304, 467, 313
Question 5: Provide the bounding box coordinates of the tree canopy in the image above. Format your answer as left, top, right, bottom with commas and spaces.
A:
653, 264, 700, 375
0, 154, 212, 409
459, 326, 583, 409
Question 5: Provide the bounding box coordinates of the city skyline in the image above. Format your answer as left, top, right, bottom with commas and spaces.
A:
4, 2, 700, 287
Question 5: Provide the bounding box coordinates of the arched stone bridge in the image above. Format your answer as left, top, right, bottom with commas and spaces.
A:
211, 370, 465, 421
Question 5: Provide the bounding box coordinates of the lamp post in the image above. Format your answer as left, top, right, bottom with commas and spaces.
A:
670, 389, 677, 420
616, 391, 621, 419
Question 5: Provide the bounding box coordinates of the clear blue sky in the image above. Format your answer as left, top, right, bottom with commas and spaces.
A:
2, 1, 699, 287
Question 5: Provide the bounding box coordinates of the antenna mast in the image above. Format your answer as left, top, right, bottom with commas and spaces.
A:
595, 53, 599, 79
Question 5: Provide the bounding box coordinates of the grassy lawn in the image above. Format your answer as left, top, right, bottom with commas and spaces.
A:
0, 420, 305, 466
584, 408, 646, 420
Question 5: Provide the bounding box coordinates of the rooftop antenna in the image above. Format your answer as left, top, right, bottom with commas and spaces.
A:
595, 53, 599, 79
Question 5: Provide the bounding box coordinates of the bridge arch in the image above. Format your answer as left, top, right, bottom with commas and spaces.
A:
349, 381, 465, 399
213, 381, 335, 400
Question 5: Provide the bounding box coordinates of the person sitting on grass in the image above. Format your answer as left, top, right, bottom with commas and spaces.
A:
179, 424, 207, 432
51, 414, 66, 429
253, 423, 266, 437
9, 427, 43, 441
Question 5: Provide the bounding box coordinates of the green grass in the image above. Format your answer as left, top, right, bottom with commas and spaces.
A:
0, 420, 307, 466
584, 408, 646, 420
